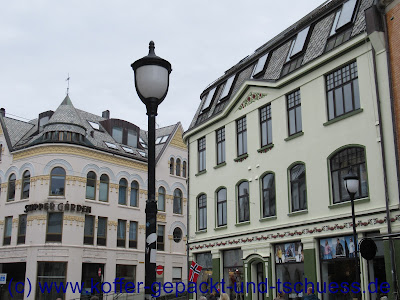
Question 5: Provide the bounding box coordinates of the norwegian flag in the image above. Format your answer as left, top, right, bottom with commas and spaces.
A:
188, 261, 203, 282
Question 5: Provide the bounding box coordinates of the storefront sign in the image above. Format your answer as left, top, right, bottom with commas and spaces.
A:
24, 202, 92, 214
0, 273, 6, 284
319, 235, 357, 260
275, 242, 304, 264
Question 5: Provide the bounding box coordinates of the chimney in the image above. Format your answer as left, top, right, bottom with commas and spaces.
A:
0, 108, 5, 117
102, 110, 110, 119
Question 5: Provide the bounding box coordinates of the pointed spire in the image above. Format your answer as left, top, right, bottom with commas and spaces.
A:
61, 94, 73, 106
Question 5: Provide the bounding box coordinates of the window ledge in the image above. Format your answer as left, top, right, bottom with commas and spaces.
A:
284, 132, 304, 142
259, 216, 277, 222
214, 162, 227, 169
48, 196, 66, 200
172, 213, 184, 217
170, 174, 186, 180
214, 225, 227, 231
195, 230, 207, 234
118, 205, 140, 210
85, 199, 110, 206
257, 144, 274, 153
235, 221, 250, 227
234, 154, 249, 162
195, 170, 207, 177
5, 199, 29, 205
287, 209, 308, 217
328, 197, 370, 209
323, 109, 363, 126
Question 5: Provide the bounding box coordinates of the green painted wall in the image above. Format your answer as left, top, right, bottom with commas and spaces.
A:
383, 239, 400, 299
303, 248, 317, 288
212, 258, 220, 283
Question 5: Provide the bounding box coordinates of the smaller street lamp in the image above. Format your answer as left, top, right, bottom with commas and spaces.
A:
344, 171, 361, 299
131, 41, 172, 300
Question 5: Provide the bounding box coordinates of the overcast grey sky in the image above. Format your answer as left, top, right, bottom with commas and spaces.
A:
1, 0, 327, 131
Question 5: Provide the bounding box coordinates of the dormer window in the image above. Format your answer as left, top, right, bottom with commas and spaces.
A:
105, 142, 118, 149
122, 146, 134, 154
127, 129, 137, 148
201, 87, 217, 112
112, 127, 123, 143
218, 74, 235, 101
156, 135, 169, 145
251, 53, 269, 78
289, 26, 310, 58
336, 0, 358, 29
88, 121, 100, 130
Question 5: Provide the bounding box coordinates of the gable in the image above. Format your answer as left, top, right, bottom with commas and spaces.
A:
169, 126, 187, 150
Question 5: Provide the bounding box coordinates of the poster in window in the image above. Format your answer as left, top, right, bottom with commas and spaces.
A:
275, 242, 303, 264
319, 235, 357, 260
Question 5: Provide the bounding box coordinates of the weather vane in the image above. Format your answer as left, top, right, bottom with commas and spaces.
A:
66, 74, 70, 95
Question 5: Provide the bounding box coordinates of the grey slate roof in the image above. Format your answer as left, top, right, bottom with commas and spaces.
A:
2, 117, 35, 147
187, 0, 373, 132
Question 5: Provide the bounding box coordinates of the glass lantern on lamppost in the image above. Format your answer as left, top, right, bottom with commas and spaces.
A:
131, 41, 172, 300
344, 171, 361, 299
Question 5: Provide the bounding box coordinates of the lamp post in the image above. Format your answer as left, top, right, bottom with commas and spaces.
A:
343, 171, 361, 299
131, 41, 172, 300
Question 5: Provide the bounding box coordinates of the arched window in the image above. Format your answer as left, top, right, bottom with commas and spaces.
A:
198, 194, 207, 230
262, 173, 276, 218
170, 158, 174, 175
173, 227, 183, 243
173, 188, 182, 214
330, 147, 368, 203
176, 159, 181, 176
21, 171, 31, 199
158, 187, 166, 212
86, 171, 96, 200
290, 164, 307, 212
119, 179, 128, 205
7, 173, 16, 201
99, 174, 109, 202
238, 181, 250, 222
183, 161, 187, 178
130, 181, 139, 207
50, 167, 66, 196
217, 188, 227, 227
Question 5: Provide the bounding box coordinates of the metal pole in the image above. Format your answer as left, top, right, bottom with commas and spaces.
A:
350, 194, 361, 299
145, 99, 158, 300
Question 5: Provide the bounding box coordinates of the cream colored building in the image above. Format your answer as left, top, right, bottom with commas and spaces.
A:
183, 0, 400, 300
0, 96, 188, 300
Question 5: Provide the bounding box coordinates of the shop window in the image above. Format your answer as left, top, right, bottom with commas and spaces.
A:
158, 187, 166, 212
99, 174, 109, 202
7, 173, 16, 201
217, 188, 227, 227
170, 158, 175, 175
196, 253, 213, 296
261, 173, 276, 218
287, 90, 302, 136
37, 262, 67, 300
86, 171, 96, 200
173, 188, 183, 214
130, 181, 139, 207
172, 267, 182, 282
330, 147, 368, 204
117, 219, 126, 248
366, 233, 388, 300
46, 212, 63, 242
17, 214, 27, 244
260, 105, 272, 147
216, 127, 226, 165
197, 194, 207, 231
118, 178, 128, 205
289, 164, 307, 212
236, 117, 247, 156
157, 224, 165, 251
81, 263, 104, 298
173, 227, 183, 243
97, 217, 107, 246
116, 265, 136, 293
49, 167, 66, 196
3, 216, 12, 245
223, 249, 244, 300
84, 215, 95, 245
237, 181, 250, 223
182, 161, 187, 178
198, 137, 206, 172
129, 221, 138, 249
21, 171, 30, 199
176, 159, 181, 176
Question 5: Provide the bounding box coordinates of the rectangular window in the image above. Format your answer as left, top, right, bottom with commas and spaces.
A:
216, 127, 226, 165
112, 127, 123, 143
117, 219, 126, 248
290, 26, 310, 57
260, 104, 272, 147
172, 267, 182, 282
287, 90, 302, 136
3, 216, 12, 245
201, 87, 217, 112
37, 262, 67, 300
336, 0, 358, 29
97, 217, 107, 246
116, 265, 136, 293
219, 75, 235, 100
252, 53, 269, 78
236, 117, 247, 156
198, 137, 206, 172
129, 221, 138, 249
326, 61, 360, 121
18, 214, 27, 244
157, 225, 165, 251
127, 129, 138, 148
84, 215, 95, 245
46, 212, 63, 242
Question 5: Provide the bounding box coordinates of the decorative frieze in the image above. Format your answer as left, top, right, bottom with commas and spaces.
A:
237, 92, 267, 111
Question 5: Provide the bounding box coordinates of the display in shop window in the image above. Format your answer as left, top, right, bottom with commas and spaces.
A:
275, 242, 304, 264
319, 235, 357, 260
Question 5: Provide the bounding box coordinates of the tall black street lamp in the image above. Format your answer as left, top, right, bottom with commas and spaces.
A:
131, 41, 172, 300
343, 171, 361, 299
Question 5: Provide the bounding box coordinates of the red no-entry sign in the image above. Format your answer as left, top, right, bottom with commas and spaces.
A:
98, 268, 101, 277
156, 265, 164, 275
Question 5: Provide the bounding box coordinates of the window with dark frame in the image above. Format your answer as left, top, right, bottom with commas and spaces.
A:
262, 173, 276, 218
170, 158, 175, 175
117, 219, 126, 248
326, 61, 360, 121
157, 224, 165, 251
3, 216, 12, 245
330, 147, 368, 204
46, 212, 63, 242
183, 161, 187, 178
216, 127, 226, 165
7, 173, 16, 201
84, 215, 95, 245
129, 221, 138, 249
236, 117, 247, 156
198, 137, 206, 172
99, 174, 109, 202
21, 171, 30, 199
198, 194, 207, 231
176, 159, 181, 176
97, 217, 107, 246
173, 189, 183, 214
217, 188, 227, 227
130, 181, 139, 207
18, 214, 27, 244
116, 265, 136, 292
260, 105, 272, 147
238, 181, 250, 223
158, 187, 166, 212
118, 178, 128, 205
49, 167, 66, 196
287, 90, 302, 136
290, 164, 307, 212
86, 171, 96, 200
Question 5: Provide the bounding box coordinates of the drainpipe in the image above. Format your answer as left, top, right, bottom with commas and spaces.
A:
186, 140, 190, 300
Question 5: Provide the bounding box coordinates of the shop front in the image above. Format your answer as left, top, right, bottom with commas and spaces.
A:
223, 249, 244, 300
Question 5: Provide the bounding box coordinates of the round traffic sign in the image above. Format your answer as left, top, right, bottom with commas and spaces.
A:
156, 265, 164, 275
